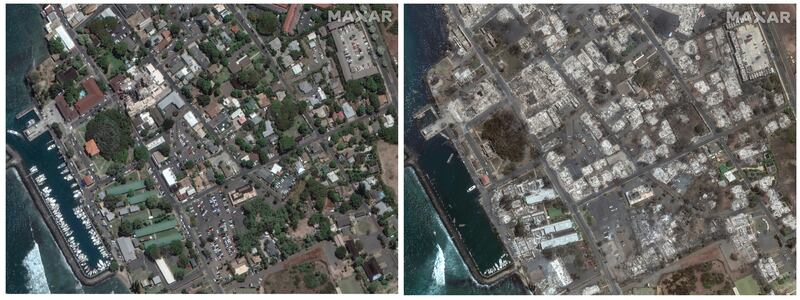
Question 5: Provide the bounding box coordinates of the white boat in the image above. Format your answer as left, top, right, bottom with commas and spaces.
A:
29, 166, 38, 173
467, 185, 476, 192
7, 130, 23, 138
47, 144, 56, 151
64, 174, 73, 181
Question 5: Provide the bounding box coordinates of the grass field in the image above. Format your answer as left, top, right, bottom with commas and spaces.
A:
338, 275, 364, 294
735, 275, 761, 295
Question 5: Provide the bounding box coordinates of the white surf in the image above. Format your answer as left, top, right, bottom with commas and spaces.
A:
23, 241, 51, 294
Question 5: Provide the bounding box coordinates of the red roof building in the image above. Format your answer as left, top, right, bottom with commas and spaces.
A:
74, 78, 105, 115
84, 139, 100, 157
282, 4, 301, 35
54, 94, 79, 122
83, 175, 94, 186
480, 175, 490, 186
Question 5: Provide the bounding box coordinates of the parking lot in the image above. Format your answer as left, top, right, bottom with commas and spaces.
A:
188, 191, 246, 282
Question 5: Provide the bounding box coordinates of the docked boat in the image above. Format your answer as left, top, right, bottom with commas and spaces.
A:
7, 130, 23, 138
29, 166, 38, 173
58, 163, 66, 169
47, 144, 56, 151
467, 185, 477, 192
64, 174, 73, 181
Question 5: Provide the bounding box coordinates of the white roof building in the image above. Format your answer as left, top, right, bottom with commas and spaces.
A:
161, 168, 177, 186
155, 258, 176, 284
183, 111, 199, 127
541, 232, 581, 249
270, 163, 283, 175
54, 25, 76, 51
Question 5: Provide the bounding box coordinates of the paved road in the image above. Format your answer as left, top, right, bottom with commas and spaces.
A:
447, 4, 623, 293
359, 16, 399, 107
753, 4, 796, 109
627, 5, 714, 132
228, 5, 291, 94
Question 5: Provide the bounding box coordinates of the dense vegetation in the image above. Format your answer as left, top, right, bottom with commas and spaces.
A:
480, 110, 528, 162
86, 108, 134, 162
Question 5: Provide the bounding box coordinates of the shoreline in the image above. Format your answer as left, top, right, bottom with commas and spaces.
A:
405, 148, 517, 286
7, 146, 112, 286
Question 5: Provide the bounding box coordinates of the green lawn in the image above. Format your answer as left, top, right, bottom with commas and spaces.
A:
127, 190, 158, 205
547, 207, 563, 218
142, 228, 183, 248
134, 218, 176, 237
123, 209, 151, 223
338, 275, 364, 294
214, 70, 230, 85
735, 275, 761, 295
106, 180, 145, 196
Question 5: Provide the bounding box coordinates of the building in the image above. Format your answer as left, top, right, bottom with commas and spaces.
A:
524, 188, 557, 205
342, 103, 356, 119
84, 139, 100, 156
55, 94, 79, 122
230, 257, 250, 276
116, 237, 137, 262
161, 168, 177, 187
282, 4, 301, 35
228, 184, 257, 206
540, 232, 581, 250
363, 257, 384, 281
757, 257, 781, 283
157, 91, 186, 112
74, 78, 105, 115
155, 258, 176, 284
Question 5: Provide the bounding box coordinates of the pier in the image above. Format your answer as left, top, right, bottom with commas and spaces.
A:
24, 120, 49, 141
413, 104, 438, 119
7, 147, 112, 286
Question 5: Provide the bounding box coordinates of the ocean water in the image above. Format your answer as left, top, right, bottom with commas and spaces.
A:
403, 4, 529, 295
5, 4, 128, 294
404, 169, 529, 294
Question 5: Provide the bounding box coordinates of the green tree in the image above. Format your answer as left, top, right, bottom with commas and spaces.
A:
278, 135, 296, 153
134, 145, 149, 162
255, 12, 279, 36
335, 246, 347, 259
85, 108, 134, 163
145, 245, 162, 260
235, 68, 260, 89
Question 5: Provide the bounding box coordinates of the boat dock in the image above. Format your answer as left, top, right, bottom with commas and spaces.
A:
420, 116, 451, 140
24, 120, 49, 141
15, 106, 36, 119
6, 147, 112, 286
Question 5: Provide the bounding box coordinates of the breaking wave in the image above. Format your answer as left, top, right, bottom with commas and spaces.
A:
23, 241, 51, 294
432, 243, 446, 286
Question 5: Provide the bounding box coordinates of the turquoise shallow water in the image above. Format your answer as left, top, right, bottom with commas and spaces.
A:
5, 4, 128, 294
403, 4, 529, 295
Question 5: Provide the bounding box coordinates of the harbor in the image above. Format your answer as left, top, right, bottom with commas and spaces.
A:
8, 145, 112, 285
406, 149, 516, 286
7, 109, 112, 285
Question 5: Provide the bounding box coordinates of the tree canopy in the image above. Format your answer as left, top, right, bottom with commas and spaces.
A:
85, 108, 134, 162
